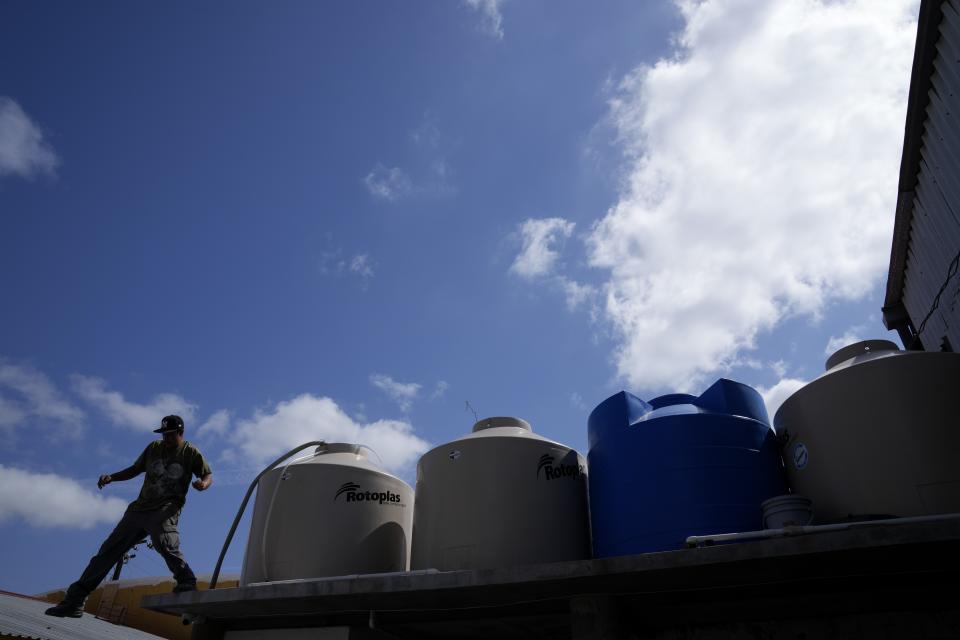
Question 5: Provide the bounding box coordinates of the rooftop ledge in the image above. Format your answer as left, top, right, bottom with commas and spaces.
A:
143, 518, 960, 626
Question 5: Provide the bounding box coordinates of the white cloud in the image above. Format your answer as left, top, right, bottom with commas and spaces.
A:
570, 392, 590, 412
349, 254, 375, 279
197, 409, 231, 439
0, 98, 58, 179
227, 394, 429, 474
370, 374, 421, 413
508, 220, 596, 312
365, 164, 413, 201
71, 375, 197, 432
825, 324, 867, 355
0, 465, 127, 529
366, 117, 456, 202
412, 115, 457, 196
430, 380, 450, 400
318, 249, 342, 275
769, 359, 788, 378
735, 357, 763, 371
511, 218, 576, 279
586, 0, 917, 392
319, 248, 375, 289
558, 276, 598, 312
758, 377, 808, 421
0, 359, 84, 433
465, 0, 505, 39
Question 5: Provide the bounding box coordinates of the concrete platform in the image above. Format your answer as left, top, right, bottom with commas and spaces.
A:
143, 519, 960, 639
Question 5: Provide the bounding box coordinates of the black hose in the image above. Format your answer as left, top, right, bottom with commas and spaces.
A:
209, 441, 326, 589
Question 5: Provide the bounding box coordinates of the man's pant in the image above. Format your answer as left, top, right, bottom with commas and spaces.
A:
64, 503, 196, 605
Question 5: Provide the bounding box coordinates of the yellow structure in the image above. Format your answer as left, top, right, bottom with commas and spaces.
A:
37, 575, 239, 640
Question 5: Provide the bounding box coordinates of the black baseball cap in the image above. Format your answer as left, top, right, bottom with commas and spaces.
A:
154, 415, 185, 434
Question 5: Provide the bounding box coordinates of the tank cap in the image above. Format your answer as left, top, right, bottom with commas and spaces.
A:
472, 416, 531, 432
825, 339, 899, 370
314, 442, 368, 457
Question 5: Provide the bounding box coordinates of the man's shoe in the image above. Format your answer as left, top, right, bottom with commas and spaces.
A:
172, 582, 197, 594
45, 602, 83, 618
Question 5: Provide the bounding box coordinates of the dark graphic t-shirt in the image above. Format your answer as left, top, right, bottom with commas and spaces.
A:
128, 441, 211, 511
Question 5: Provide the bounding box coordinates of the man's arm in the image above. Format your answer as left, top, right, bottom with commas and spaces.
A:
192, 473, 212, 492
191, 447, 213, 492
97, 464, 141, 490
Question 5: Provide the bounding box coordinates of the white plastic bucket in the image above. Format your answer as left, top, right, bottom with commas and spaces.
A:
761, 495, 813, 528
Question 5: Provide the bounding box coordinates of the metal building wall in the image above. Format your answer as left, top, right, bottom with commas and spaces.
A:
901, 0, 960, 351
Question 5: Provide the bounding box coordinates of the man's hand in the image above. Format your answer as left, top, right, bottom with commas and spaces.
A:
192, 476, 211, 491
97, 474, 112, 490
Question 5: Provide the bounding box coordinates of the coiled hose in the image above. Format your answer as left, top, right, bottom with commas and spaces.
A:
209, 441, 326, 589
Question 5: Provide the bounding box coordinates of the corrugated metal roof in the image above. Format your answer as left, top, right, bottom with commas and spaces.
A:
0, 592, 166, 640
902, 0, 960, 351
883, 0, 943, 337
885, 0, 960, 350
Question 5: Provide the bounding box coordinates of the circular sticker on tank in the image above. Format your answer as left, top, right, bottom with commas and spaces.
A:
792, 442, 809, 470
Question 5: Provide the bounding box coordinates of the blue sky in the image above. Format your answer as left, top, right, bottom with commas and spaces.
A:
0, 0, 918, 594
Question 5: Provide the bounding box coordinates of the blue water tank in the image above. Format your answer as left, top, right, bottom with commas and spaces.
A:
588, 378, 786, 556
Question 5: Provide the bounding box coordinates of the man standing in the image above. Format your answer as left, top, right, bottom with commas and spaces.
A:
45, 415, 213, 618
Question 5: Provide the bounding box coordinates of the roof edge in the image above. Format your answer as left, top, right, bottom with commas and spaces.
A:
884, 0, 944, 313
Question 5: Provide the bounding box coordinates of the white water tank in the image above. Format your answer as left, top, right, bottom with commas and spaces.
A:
774, 340, 960, 523
240, 443, 414, 585
411, 417, 591, 571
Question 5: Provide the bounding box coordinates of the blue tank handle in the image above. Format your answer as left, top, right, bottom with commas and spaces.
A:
587, 390, 652, 448
694, 378, 770, 425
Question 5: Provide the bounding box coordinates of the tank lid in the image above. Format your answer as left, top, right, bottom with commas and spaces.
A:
825, 340, 900, 371
472, 416, 531, 432
313, 442, 369, 457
